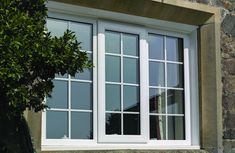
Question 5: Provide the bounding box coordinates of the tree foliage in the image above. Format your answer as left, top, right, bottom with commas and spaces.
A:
0, 0, 92, 117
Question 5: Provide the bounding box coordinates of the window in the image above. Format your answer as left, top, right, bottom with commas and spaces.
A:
42, 8, 198, 150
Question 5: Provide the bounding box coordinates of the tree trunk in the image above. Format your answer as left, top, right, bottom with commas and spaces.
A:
0, 114, 34, 153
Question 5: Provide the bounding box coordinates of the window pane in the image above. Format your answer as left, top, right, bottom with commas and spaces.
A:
149, 88, 165, 113
47, 18, 68, 37
149, 62, 165, 87
148, 34, 164, 60
105, 31, 120, 54
123, 114, 140, 135
71, 112, 93, 139
123, 86, 140, 112
106, 113, 121, 135
73, 54, 92, 80
150, 115, 166, 140
123, 34, 138, 56
105, 55, 121, 82
123, 58, 139, 84
166, 37, 183, 62
70, 22, 92, 51
47, 80, 68, 109
167, 64, 184, 88
168, 116, 185, 140
167, 90, 184, 114
71, 82, 92, 110
106, 84, 121, 111
46, 111, 68, 139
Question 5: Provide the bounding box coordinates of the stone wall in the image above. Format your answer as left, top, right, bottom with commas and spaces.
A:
187, 0, 235, 153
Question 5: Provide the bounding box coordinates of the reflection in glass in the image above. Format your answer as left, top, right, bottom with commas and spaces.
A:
71, 112, 93, 139
123, 58, 139, 84
150, 115, 166, 140
167, 90, 184, 114
123, 114, 140, 135
47, 80, 68, 109
46, 111, 68, 139
70, 22, 92, 51
55, 73, 68, 78
167, 64, 184, 88
105, 55, 121, 82
148, 34, 164, 60
149, 62, 164, 87
149, 88, 165, 113
73, 53, 92, 80
71, 82, 92, 110
106, 113, 121, 135
168, 116, 185, 140
105, 31, 120, 54
106, 84, 121, 111
123, 34, 138, 56
47, 18, 68, 37
123, 86, 140, 112
166, 37, 183, 62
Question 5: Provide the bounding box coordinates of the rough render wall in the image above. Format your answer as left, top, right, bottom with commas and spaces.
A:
186, 0, 235, 153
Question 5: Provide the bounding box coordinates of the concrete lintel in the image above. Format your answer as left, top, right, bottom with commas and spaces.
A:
50, 0, 219, 26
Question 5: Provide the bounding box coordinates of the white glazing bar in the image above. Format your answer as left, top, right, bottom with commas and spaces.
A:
69, 79, 92, 83
149, 86, 184, 90
120, 32, 124, 135
164, 36, 168, 140
67, 21, 71, 139
106, 111, 140, 114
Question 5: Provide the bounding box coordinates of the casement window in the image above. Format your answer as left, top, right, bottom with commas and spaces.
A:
42, 5, 199, 150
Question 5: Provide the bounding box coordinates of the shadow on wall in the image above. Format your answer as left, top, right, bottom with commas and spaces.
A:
0, 116, 34, 153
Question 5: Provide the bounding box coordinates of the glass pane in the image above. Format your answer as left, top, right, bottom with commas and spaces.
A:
167, 64, 184, 88
166, 37, 183, 62
71, 82, 92, 110
150, 115, 166, 140
106, 113, 121, 135
167, 90, 184, 114
106, 84, 121, 111
105, 31, 120, 54
123, 114, 140, 135
105, 55, 121, 82
46, 111, 68, 139
47, 18, 68, 37
168, 116, 185, 140
149, 88, 165, 113
123, 58, 139, 84
123, 34, 138, 56
148, 34, 164, 60
47, 80, 68, 109
73, 53, 92, 80
123, 86, 140, 112
70, 22, 92, 51
71, 112, 93, 139
149, 62, 165, 87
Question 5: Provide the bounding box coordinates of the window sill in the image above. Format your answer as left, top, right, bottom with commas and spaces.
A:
41, 144, 200, 151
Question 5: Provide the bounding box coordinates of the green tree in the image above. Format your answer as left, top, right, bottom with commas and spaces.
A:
0, 0, 91, 152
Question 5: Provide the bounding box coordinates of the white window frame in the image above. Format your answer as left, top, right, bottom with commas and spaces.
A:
41, 1, 199, 151
97, 20, 148, 143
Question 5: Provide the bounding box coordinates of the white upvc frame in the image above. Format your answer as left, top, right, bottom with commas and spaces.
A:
97, 20, 148, 143
41, 1, 200, 150
147, 28, 191, 146
41, 12, 98, 146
